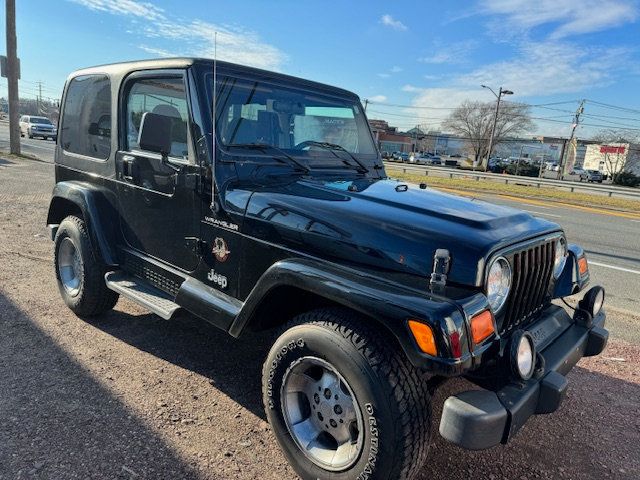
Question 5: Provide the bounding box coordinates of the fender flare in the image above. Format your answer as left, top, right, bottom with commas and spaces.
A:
229, 257, 471, 374
47, 181, 120, 266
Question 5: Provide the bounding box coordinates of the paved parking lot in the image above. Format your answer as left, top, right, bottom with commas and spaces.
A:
1, 158, 639, 479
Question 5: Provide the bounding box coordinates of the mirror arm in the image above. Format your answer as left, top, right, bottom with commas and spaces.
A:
161, 152, 183, 173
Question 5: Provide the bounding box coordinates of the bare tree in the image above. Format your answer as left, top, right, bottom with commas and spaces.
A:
443, 100, 534, 169
590, 129, 640, 182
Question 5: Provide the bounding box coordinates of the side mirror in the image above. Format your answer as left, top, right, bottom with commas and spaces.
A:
138, 112, 172, 156
88, 122, 99, 135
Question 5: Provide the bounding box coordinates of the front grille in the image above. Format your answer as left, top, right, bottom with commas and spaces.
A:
499, 238, 557, 334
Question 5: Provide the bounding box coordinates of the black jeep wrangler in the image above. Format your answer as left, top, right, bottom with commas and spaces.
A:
47, 58, 608, 480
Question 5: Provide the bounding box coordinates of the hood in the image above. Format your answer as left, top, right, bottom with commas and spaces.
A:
241, 177, 560, 286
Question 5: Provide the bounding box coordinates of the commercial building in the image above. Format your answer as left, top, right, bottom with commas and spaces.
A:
582, 143, 640, 176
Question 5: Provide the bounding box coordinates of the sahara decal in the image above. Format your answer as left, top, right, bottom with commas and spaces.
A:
212, 237, 231, 262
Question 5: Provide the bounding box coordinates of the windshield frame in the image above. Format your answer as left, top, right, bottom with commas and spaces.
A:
205, 71, 380, 169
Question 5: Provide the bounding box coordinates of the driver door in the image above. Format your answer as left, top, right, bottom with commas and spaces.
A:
116, 70, 201, 271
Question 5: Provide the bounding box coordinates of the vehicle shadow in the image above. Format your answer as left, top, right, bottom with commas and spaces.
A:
92, 302, 272, 421
0, 292, 213, 480
89, 303, 639, 479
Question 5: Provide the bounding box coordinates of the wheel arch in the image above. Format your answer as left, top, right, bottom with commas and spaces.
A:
47, 181, 120, 266
229, 258, 467, 374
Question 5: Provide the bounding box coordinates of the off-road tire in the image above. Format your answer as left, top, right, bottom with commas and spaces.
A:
262, 308, 432, 480
54, 215, 118, 316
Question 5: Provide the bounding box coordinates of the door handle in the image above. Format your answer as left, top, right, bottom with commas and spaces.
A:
122, 155, 136, 182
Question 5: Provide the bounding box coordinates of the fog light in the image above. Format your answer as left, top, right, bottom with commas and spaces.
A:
509, 331, 535, 380
579, 286, 605, 317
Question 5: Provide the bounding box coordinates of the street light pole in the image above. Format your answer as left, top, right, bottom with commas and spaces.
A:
481, 85, 513, 170
5, 0, 20, 155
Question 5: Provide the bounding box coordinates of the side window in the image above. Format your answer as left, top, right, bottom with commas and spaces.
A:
60, 74, 111, 159
125, 77, 189, 160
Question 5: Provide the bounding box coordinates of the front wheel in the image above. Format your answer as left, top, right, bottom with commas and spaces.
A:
263, 309, 432, 480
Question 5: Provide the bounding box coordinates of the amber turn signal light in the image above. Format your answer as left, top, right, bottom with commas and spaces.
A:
470, 310, 495, 344
578, 256, 588, 276
408, 320, 437, 356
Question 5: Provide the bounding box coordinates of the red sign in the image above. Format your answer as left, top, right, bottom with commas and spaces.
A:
600, 145, 626, 154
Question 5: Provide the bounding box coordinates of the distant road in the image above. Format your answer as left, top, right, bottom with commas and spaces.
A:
0, 122, 55, 163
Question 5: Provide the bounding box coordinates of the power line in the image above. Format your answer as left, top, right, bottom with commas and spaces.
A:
585, 99, 640, 115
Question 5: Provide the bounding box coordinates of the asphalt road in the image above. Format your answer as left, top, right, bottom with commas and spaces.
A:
0, 122, 56, 162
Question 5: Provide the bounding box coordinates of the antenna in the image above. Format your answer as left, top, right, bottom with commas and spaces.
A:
210, 31, 218, 212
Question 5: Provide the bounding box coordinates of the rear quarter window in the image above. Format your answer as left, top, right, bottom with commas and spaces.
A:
60, 74, 111, 160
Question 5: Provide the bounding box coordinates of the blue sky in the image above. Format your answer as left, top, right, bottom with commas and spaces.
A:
2, 0, 640, 138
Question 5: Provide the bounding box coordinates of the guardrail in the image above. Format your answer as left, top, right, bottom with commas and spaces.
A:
383, 161, 640, 199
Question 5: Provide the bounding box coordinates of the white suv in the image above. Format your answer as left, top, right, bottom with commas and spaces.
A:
19, 115, 57, 141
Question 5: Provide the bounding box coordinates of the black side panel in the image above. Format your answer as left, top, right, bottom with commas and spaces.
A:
229, 257, 472, 375
47, 178, 120, 266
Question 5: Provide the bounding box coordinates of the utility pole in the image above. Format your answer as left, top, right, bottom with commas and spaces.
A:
37, 81, 43, 114
5, 0, 20, 155
363, 99, 369, 112
481, 85, 513, 170
558, 99, 585, 178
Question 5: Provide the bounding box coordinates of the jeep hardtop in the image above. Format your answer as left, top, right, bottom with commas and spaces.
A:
47, 58, 608, 480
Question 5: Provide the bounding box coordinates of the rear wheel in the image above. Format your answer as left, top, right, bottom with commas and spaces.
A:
54, 215, 118, 316
262, 308, 432, 480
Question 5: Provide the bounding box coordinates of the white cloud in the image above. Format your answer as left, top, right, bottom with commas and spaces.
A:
377, 73, 391, 78
418, 40, 478, 64
69, 0, 164, 20
68, 0, 287, 70
380, 14, 408, 31
368, 95, 387, 102
138, 44, 175, 58
390, 65, 403, 73
458, 41, 631, 96
480, 0, 638, 38
400, 40, 636, 134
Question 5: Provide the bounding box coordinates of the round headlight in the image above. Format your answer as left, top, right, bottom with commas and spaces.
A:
510, 331, 536, 380
553, 237, 567, 277
486, 257, 512, 314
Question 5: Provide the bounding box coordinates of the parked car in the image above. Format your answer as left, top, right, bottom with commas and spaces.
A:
582, 169, 603, 183
19, 115, 58, 140
47, 58, 608, 480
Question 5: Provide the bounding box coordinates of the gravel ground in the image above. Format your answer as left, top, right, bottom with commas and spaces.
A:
1, 157, 639, 479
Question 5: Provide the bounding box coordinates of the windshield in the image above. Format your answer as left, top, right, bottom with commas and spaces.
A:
31, 117, 52, 125
212, 77, 377, 159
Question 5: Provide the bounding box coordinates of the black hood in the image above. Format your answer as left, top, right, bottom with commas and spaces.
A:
241, 177, 560, 286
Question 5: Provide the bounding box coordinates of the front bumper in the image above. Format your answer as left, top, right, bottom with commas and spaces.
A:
439, 306, 608, 450
30, 129, 56, 137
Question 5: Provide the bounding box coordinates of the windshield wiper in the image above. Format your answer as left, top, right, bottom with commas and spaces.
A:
227, 143, 310, 174
301, 141, 369, 174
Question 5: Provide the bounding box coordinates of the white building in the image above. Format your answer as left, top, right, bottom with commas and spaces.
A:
582, 143, 640, 176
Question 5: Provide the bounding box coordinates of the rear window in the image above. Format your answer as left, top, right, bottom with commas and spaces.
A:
31, 117, 52, 125
60, 74, 111, 160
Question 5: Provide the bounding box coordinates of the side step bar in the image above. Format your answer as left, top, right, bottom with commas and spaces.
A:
105, 270, 180, 320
